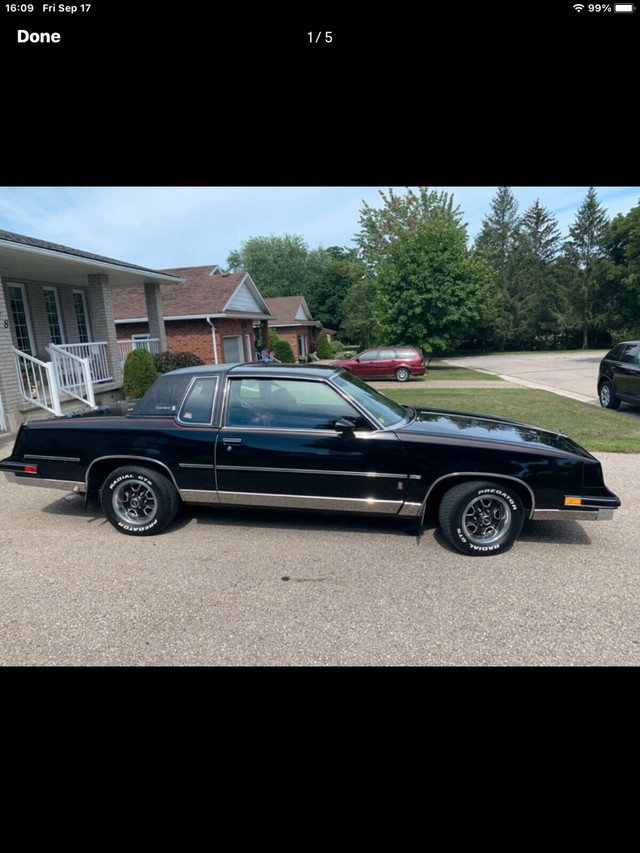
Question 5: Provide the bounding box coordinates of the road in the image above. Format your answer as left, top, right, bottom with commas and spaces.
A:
442, 350, 608, 403
1, 449, 638, 667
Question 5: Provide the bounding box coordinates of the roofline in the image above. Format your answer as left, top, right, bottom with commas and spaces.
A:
115, 312, 274, 324
0, 236, 184, 283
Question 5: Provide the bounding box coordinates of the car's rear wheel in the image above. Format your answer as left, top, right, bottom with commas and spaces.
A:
101, 466, 180, 536
394, 367, 410, 382
438, 480, 525, 556
599, 380, 620, 409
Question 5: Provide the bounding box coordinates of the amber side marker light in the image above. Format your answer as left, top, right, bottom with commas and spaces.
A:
564, 497, 582, 506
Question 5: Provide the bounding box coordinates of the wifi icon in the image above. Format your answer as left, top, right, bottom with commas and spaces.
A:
574, 3, 585, 9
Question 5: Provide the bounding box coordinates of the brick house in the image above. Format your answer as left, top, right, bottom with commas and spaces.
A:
264, 296, 331, 359
0, 229, 180, 434
112, 265, 273, 365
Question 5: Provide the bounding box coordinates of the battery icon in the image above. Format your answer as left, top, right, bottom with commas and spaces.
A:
614, 3, 635, 10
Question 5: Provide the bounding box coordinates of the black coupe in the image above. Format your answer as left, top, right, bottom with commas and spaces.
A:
0, 363, 620, 556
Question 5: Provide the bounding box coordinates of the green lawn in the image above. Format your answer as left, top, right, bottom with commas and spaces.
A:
421, 363, 503, 381
385, 386, 640, 453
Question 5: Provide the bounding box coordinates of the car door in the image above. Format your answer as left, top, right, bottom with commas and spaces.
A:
616, 344, 640, 399
375, 349, 397, 378
215, 375, 410, 514
350, 349, 379, 378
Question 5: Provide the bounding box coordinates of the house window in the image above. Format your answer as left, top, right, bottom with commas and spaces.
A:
73, 290, 92, 343
8, 283, 34, 355
223, 335, 243, 363
43, 287, 65, 345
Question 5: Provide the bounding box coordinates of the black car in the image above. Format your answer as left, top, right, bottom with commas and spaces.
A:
598, 341, 640, 409
0, 363, 620, 557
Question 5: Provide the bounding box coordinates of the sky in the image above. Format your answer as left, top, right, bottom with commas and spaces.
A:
1, 186, 639, 273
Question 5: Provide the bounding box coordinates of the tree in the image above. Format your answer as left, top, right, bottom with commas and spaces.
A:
356, 187, 466, 270
473, 187, 522, 348
339, 278, 383, 348
599, 202, 640, 341
377, 217, 498, 354
515, 199, 564, 346
562, 187, 610, 348
226, 234, 312, 297
304, 246, 365, 331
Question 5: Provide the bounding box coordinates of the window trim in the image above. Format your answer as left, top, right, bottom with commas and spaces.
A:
7, 282, 35, 355
43, 286, 65, 345
72, 289, 93, 343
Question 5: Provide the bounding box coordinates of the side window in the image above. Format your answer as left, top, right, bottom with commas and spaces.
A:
358, 350, 379, 361
620, 345, 640, 365
378, 349, 395, 359
608, 345, 624, 361
226, 378, 372, 431
178, 377, 217, 424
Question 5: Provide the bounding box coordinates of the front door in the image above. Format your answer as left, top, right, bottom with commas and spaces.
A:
215, 375, 409, 514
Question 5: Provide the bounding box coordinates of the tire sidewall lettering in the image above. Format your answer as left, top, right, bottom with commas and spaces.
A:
109, 473, 153, 492
476, 487, 518, 511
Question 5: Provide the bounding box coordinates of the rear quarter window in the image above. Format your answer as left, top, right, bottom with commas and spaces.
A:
179, 377, 218, 424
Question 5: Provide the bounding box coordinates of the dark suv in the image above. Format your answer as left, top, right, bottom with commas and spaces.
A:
331, 346, 425, 382
598, 341, 640, 409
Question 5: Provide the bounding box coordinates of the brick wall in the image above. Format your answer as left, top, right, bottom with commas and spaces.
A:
117, 317, 258, 363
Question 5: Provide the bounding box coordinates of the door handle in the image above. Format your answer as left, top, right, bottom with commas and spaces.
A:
223, 437, 242, 445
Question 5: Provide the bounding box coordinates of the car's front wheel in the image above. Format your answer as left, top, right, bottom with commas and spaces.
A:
101, 465, 180, 536
599, 380, 621, 409
438, 480, 525, 556
394, 367, 410, 382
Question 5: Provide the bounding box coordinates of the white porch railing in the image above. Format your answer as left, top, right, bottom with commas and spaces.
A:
13, 349, 63, 416
59, 341, 112, 383
50, 344, 96, 409
118, 338, 161, 365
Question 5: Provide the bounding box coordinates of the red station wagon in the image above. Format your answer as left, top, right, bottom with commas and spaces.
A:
331, 347, 426, 382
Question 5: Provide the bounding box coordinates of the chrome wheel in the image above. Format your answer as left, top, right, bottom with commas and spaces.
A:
438, 480, 524, 556
113, 477, 159, 527
460, 494, 511, 546
102, 466, 180, 536
395, 367, 410, 382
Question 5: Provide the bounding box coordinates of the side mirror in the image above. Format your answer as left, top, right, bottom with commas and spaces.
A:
335, 418, 355, 433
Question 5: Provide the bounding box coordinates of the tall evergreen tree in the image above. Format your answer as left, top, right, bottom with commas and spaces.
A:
562, 187, 610, 348
516, 199, 563, 345
473, 187, 521, 348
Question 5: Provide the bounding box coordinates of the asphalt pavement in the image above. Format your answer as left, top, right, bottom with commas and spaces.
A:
442, 350, 608, 404
2, 349, 640, 667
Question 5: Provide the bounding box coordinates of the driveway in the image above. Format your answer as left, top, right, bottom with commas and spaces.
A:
443, 351, 608, 404
0, 450, 638, 666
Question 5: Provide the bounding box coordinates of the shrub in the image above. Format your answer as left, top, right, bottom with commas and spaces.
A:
154, 351, 204, 374
316, 332, 332, 359
123, 348, 160, 399
269, 329, 280, 349
273, 339, 296, 363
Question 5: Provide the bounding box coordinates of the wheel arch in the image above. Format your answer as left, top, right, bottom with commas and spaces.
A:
86, 455, 180, 497
420, 472, 535, 524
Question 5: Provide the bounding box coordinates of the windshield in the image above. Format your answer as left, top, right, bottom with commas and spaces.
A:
333, 370, 409, 428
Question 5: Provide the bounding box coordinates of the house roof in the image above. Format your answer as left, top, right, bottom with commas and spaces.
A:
0, 229, 184, 288
265, 296, 321, 328
112, 265, 273, 323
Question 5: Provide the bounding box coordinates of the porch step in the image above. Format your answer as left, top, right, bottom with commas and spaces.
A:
17, 382, 125, 421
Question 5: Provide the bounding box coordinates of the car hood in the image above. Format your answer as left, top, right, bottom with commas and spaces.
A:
397, 407, 593, 458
